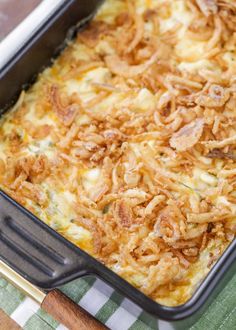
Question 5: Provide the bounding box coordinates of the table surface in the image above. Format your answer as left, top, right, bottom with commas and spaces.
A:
0, 0, 42, 39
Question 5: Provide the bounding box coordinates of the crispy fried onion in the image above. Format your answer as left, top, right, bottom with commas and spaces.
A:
19, 181, 47, 206
49, 85, 79, 126
196, 84, 230, 108
203, 134, 236, 149
58, 123, 80, 149
90, 184, 110, 203
73, 216, 102, 253
207, 149, 236, 160
78, 21, 112, 48
219, 1, 236, 31
5, 155, 50, 187
196, 0, 218, 16
105, 51, 159, 78
113, 199, 134, 228
187, 209, 233, 223
126, 12, 144, 53
169, 119, 204, 151
145, 195, 165, 216
141, 256, 181, 295
154, 204, 186, 244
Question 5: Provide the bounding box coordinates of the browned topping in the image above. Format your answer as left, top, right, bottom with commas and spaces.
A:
73, 217, 102, 254
196, 85, 230, 108
78, 21, 112, 48
19, 181, 47, 206
203, 134, 236, 149
105, 51, 159, 78
187, 210, 231, 223
113, 199, 134, 228
49, 85, 79, 126
182, 247, 199, 257
207, 149, 236, 160
0, 159, 5, 176
196, 0, 218, 17
169, 119, 204, 152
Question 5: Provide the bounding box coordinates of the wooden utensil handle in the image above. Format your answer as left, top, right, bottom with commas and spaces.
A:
42, 289, 108, 330
0, 309, 21, 330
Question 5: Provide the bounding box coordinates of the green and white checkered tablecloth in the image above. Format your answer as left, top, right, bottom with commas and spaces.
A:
1, 273, 236, 330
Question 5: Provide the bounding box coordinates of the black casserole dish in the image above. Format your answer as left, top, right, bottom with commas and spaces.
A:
0, 1, 236, 329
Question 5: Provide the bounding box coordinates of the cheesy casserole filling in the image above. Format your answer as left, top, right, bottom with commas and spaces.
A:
0, 0, 236, 306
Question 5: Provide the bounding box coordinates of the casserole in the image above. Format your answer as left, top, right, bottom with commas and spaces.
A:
0, 0, 236, 328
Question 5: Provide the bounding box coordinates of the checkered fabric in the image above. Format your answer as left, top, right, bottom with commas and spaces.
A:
1, 273, 236, 330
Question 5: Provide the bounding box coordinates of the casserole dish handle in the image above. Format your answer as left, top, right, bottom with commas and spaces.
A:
0, 192, 91, 288
0, 192, 107, 329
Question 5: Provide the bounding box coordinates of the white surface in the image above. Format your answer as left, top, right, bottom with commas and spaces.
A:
10, 297, 39, 327
105, 298, 142, 330
56, 324, 68, 330
79, 278, 114, 315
